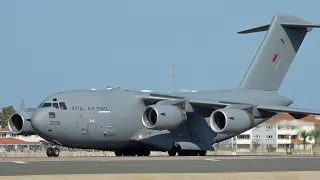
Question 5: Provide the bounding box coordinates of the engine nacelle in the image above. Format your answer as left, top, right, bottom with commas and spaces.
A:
142, 104, 187, 130
8, 112, 36, 136
209, 108, 252, 134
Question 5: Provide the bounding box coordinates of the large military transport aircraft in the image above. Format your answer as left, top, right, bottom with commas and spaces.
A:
8, 14, 320, 157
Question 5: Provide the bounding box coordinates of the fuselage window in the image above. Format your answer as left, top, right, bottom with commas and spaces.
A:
52, 103, 59, 109
59, 102, 67, 110
42, 103, 52, 108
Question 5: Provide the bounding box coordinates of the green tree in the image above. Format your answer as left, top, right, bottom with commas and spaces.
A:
309, 129, 320, 151
252, 140, 260, 153
0, 105, 16, 128
298, 130, 310, 151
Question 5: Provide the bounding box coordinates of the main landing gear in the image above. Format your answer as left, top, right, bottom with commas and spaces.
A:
169, 150, 207, 156
46, 146, 60, 157
114, 149, 151, 156
168, 146, 207, 156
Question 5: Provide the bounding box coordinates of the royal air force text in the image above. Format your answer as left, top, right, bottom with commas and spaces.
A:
71, 106, 108, 111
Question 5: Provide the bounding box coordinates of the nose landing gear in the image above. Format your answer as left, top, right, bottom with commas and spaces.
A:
46, 146, 60, 157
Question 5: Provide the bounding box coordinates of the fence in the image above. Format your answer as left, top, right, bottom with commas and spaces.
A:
0, 143, 319, 157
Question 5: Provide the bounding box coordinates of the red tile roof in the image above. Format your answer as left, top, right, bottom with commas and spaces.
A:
263, 113, 320, 125
0, 128, 10, 132
0, 138, 40, 145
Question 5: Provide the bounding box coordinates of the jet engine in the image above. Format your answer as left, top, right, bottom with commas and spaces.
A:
8, 112, 36, 136
142, 104, 187, 130
209, 108, 252, 134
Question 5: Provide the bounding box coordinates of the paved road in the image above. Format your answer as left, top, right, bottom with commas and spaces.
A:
0, 156, 320, 176
1, 154, 320, 162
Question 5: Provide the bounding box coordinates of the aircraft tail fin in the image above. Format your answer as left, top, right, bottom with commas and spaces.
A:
19, 98, 25, 112
238, 14, 320, 91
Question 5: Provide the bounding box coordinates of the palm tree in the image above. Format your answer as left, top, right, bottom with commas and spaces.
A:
298, 130, 310, 152
309, 129, 320, 153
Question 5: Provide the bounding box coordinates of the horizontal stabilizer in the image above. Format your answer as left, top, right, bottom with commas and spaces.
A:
238, 24, 270, 34
281, 23, 320, 28
238, 23, 320, 34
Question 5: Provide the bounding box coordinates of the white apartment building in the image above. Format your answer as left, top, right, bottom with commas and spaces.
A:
219, 113, 320, 152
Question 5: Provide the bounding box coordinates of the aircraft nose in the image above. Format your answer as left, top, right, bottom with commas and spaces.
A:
31, 109, 50, 134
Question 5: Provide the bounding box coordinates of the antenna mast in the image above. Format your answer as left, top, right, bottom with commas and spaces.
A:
170, 65, 175, 93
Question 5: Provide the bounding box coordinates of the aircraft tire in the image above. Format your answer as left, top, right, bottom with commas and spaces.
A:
46, 148, 52, 157
178, 150, 199, 156
142, 150, 150, 156
114, 151, 122, 156
52, 147, 60, 157
168, 149, 176, 156
198, 150, 207, 156
177, 151, 186, 156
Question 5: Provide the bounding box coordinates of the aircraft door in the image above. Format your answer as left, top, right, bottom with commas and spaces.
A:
94, 112, 117, 139
86, 120, 97, 140
78, 112, 98, 141
79, 112, 87, 140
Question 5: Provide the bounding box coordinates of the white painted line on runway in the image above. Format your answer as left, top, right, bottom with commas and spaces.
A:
186, 165, 209, 168
205, 159, 220, 162
12, 161, 27, 164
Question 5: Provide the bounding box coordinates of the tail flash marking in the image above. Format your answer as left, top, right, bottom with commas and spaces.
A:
274, 58, 282, 71
270, 54, 278, 62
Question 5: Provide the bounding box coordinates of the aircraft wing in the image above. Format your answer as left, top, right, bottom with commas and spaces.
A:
256, 105, 320, 116
144, 93, 320, 116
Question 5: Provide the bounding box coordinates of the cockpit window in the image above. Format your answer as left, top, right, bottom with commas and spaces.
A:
59, 102, 67, 110
42, 103, 51, 108
52, 103, 59, 109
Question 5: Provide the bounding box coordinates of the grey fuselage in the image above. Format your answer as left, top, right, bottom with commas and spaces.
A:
30, 88, 292, 151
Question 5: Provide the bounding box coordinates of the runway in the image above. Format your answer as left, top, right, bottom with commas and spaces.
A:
0, 155, 320, 176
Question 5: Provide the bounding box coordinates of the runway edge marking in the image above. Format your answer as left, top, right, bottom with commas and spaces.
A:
12, 161, 27, 164
204, 159, 220, 162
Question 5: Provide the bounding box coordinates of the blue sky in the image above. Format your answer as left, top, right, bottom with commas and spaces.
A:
1, 0, 320, 111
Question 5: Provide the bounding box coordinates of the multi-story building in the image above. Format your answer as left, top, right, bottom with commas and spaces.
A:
0, 128, 43, 152
218, 113, 320, 152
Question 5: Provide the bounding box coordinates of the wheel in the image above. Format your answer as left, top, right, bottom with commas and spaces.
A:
198, 150, 207, 156
178, 150, 199, 156
52, 147, 60, 157
46, 148, 52, 157
137, 152, 144, 156
177, 150, 187, 156
168, 149, 176, 156
115, 151, 122, 156
142, 150, 150, 156
122, 151, 130, 156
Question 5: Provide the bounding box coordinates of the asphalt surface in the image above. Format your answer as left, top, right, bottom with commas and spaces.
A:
0, 156, 320, 176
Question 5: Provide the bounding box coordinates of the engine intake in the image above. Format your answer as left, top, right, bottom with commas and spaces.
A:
8, 112, 36, 135
209, 108, 252, 134
142, 104, 187, 130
